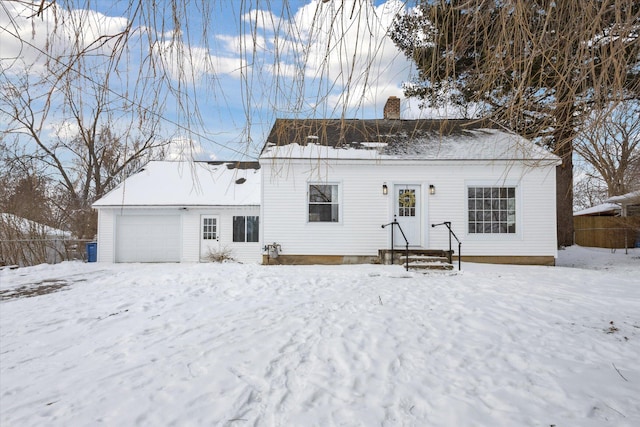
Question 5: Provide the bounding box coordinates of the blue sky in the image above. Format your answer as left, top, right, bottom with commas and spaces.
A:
1, 1, 447, 160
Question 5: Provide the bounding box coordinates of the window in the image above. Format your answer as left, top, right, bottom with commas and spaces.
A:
468, 186, 516, 234
233, 216, 259, 242
308, 184, 339, 222
202, 217, 217, 240
398, 188, 416, 217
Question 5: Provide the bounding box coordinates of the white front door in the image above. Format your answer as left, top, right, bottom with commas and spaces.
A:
394, 184, 421, 247
200, 215, 220, 261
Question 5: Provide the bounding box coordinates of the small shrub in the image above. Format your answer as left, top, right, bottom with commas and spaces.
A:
205, 247, 235, 263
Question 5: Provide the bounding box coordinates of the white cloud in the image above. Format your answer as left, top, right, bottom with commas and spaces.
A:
239, 0, 415, 115
0, 1, 129, 75
44, 119, 80, 141
241, 8, 283, 31
2, 1, 415, 113
1, 0, 444, 150
164, 136, 216, 161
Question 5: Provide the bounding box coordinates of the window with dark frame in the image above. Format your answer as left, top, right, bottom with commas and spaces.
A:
233, 216, 259, 242
468, 186, 516, 234
308, 184, 339, 222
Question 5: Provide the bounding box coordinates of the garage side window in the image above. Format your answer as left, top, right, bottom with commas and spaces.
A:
468, 186, 516, 234
233, 216, 259, 242
308, 184, 339, 222
202, 217, 217, 239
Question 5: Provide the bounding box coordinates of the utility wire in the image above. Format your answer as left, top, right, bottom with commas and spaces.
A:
0, 19, 257, 160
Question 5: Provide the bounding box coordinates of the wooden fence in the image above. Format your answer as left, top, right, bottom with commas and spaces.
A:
574, 216, 640, 249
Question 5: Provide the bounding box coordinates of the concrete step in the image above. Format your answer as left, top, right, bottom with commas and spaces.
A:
379, 248, 456, 271
408, 262, 454, 271
406, 255, 450, 263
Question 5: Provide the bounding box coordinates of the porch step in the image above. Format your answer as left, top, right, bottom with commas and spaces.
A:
379, 249, 454, 271
407, 258, 454, 271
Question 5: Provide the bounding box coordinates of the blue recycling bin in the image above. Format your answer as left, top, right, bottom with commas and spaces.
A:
86, 242, 97, 262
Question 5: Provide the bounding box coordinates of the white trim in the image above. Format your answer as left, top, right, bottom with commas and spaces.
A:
199, 214, 220, 261
393, 183, 424, 247
464, 181, 523, 241
306, 181, 343, 225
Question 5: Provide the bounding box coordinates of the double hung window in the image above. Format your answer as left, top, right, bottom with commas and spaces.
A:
308, 184, 339, 222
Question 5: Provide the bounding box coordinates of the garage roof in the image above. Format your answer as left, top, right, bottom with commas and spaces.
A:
93, 161, 260, 207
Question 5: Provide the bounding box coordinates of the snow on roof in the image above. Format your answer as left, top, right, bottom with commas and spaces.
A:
1, 213, 72, 237
92, 161, 261, 207
605, 190, 640, 204
261, 119, 559, 162
573, 203, 620, 216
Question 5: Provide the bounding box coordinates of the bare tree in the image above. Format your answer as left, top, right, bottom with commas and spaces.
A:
1, 173, 53, 225
391, 1, 640, 246
575, 103, 640, 197
0, 213, 69, 267
0, 66, 165, 238
573, 171, 609, 211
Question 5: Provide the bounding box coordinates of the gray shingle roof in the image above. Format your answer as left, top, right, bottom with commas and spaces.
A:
261, 118, 559, 162
263, 118, 498, 152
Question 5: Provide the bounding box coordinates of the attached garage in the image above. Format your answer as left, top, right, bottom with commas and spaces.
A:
115, 215, 181, 262
93, 161, 262, 264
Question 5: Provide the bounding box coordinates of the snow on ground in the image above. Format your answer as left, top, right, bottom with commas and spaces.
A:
1, 246, 639, 426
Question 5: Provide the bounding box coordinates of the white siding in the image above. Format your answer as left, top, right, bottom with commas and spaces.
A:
261, 158, 557, 259
96, 209, 115, 262
95, 205, 261, 264
181, 211, 200, 262
207, 206, 262, 264
427, 163, 557, 257
262, 162, 389, 256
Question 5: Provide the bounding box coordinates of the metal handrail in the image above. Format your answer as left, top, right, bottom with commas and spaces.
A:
381, 215, 410, 271
432, 221, 462, 270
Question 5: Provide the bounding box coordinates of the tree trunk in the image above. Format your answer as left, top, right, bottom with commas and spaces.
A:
556, 158, 574, 247
553, 82, 577, 248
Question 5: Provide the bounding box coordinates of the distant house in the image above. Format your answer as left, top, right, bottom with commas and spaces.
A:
573, 203, 621, 217
606, 190, 640, 217
92, 161, 261, 263
574, 190, 640, 248
259, 97, 561, 266
0, 213, 72, 267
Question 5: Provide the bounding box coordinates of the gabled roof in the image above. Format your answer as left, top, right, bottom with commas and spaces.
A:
93, 161, 261, 207
261, 118, 559, 162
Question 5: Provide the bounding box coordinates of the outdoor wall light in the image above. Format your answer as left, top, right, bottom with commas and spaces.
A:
429, 184, 436, 195
382, 183, 388, 195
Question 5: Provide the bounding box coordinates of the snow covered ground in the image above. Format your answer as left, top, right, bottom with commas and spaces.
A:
1, 246, 639, 426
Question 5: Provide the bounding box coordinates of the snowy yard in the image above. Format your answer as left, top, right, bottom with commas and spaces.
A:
1, 246, 639, 426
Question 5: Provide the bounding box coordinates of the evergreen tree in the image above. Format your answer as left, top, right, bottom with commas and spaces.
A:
391, 0, 640, 246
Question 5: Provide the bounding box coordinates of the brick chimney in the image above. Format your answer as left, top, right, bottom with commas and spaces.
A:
383, 96, 401, 120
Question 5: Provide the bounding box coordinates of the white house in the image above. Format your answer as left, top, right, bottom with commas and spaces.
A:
606, 190, 640, 217
259, 98, 561, 266
92, 161, 261, 263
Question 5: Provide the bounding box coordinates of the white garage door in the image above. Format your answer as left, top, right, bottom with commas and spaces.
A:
115, 215, 181, 262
